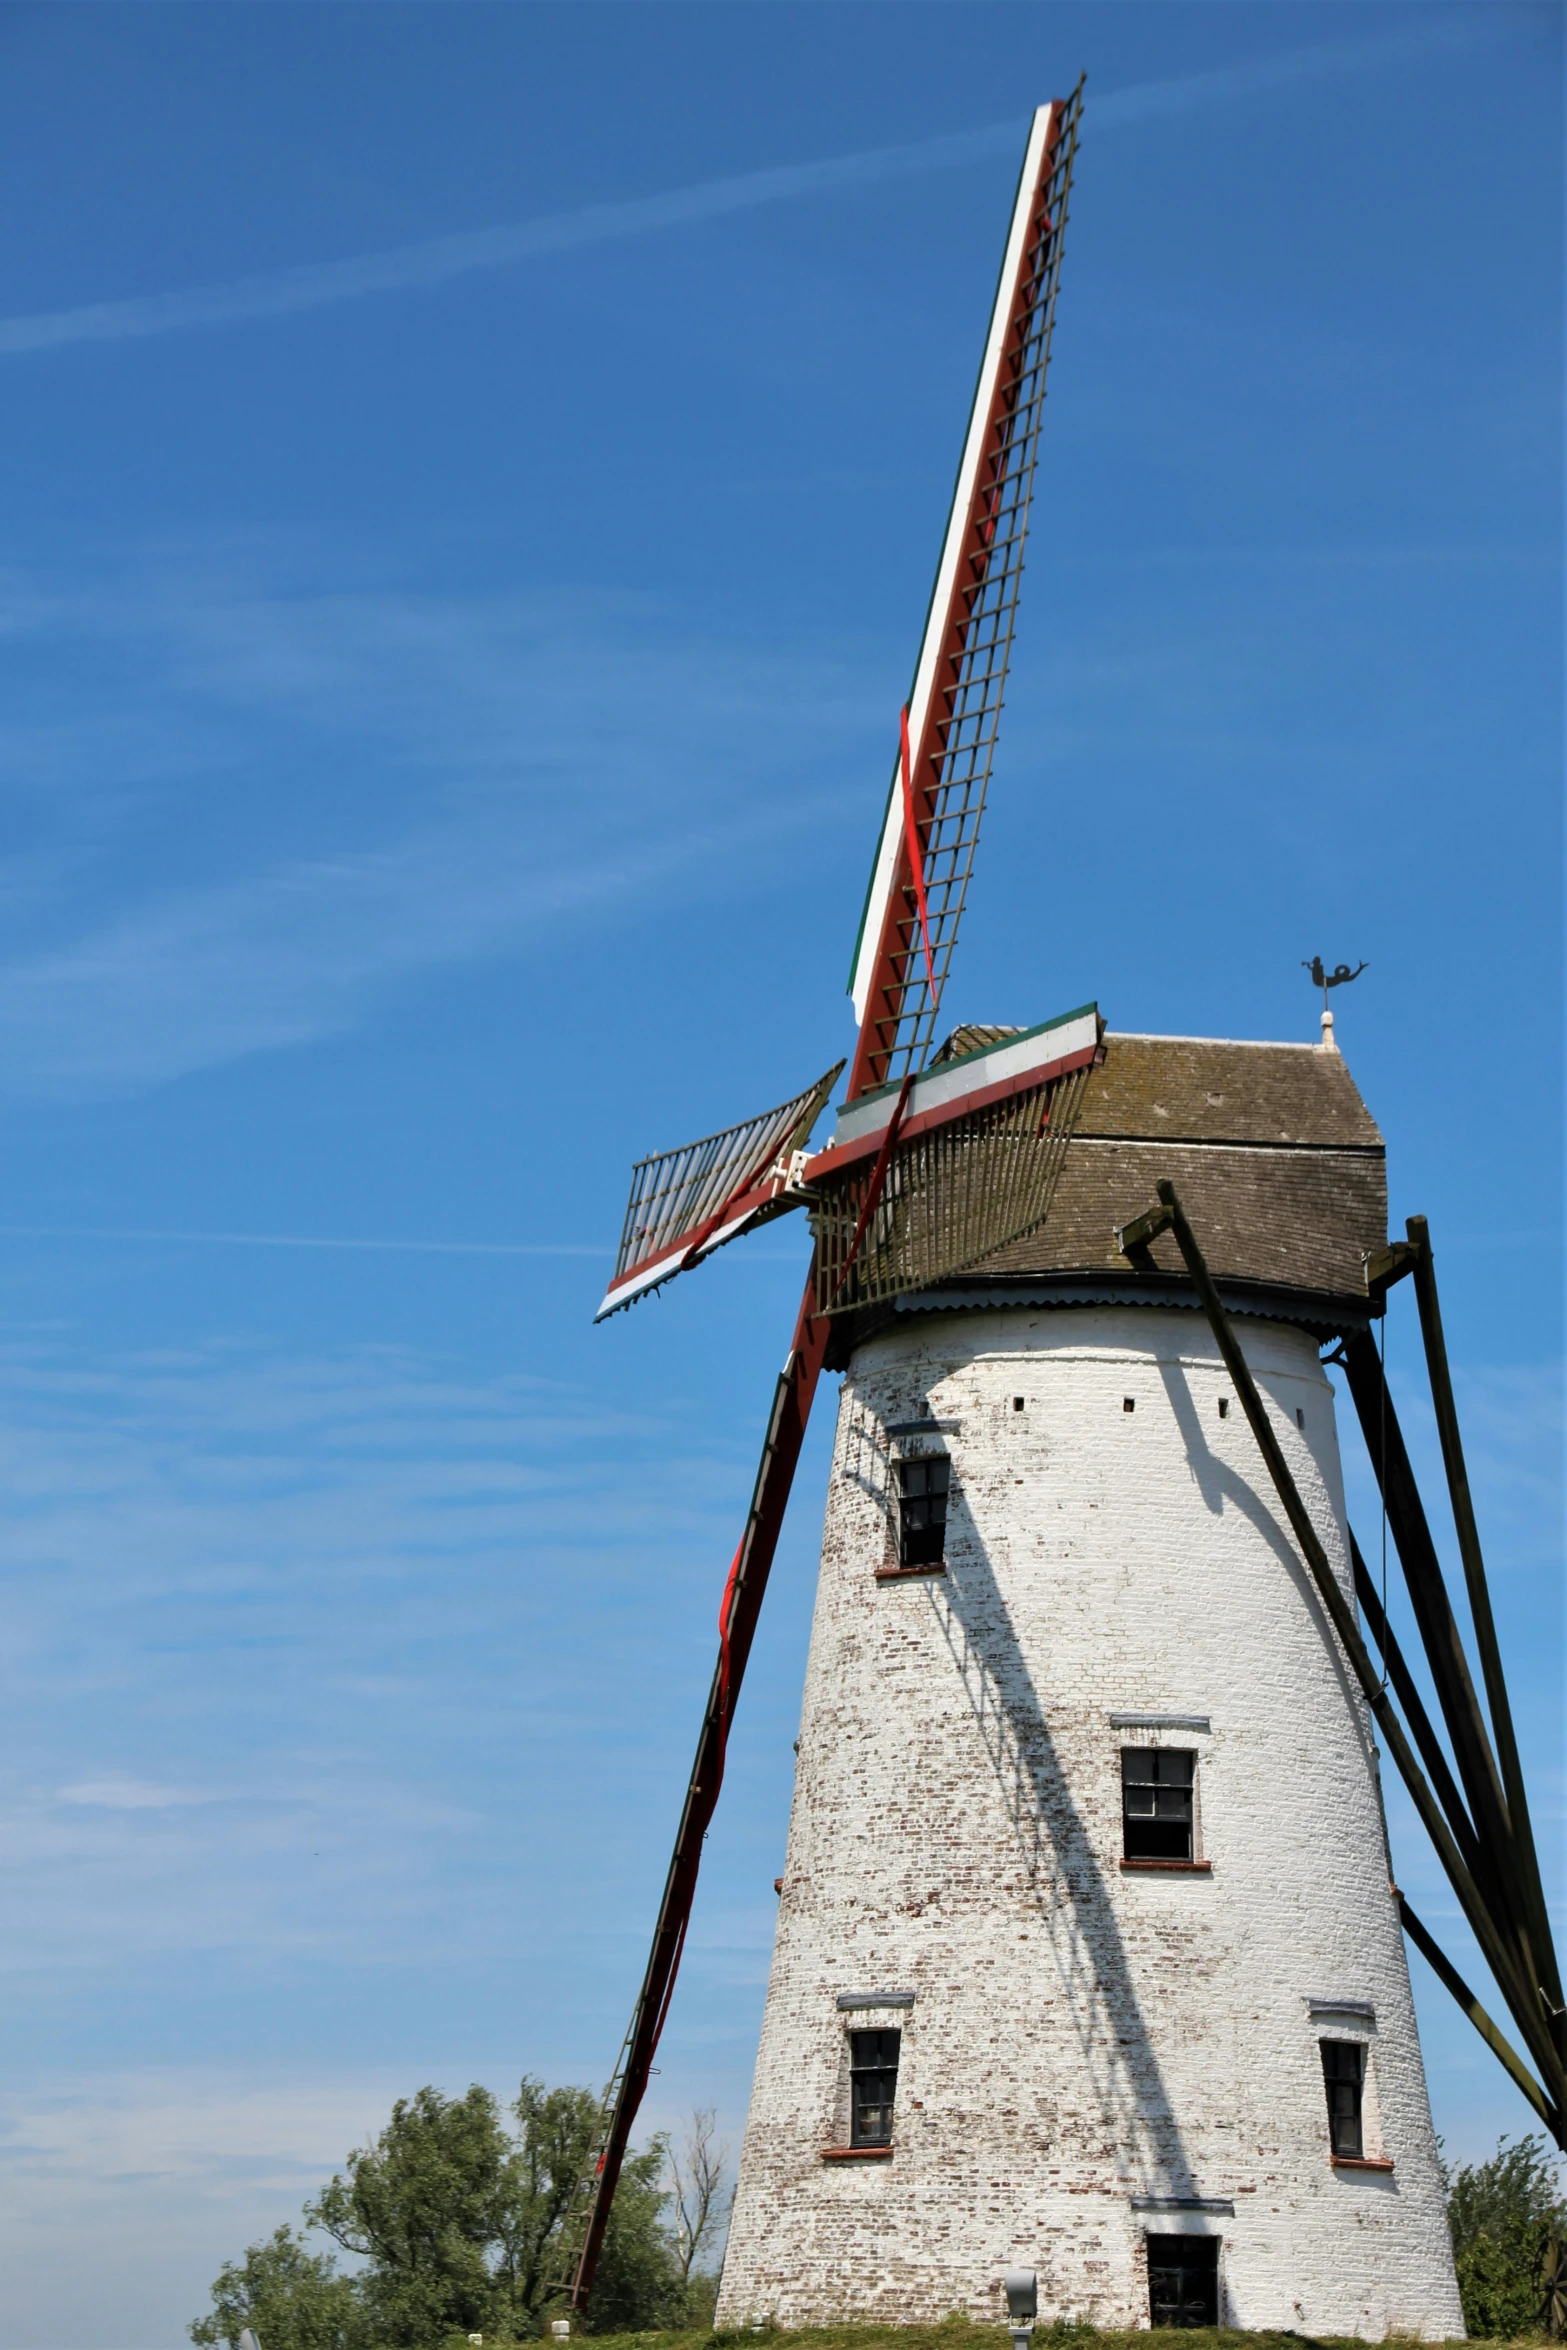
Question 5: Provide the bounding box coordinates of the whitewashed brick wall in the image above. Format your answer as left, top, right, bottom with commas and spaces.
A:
716, 1303, 1462, 2339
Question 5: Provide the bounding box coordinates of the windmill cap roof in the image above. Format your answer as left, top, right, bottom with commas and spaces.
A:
827, 1027, 1388, 1356
1074, 1029, 1382, 1151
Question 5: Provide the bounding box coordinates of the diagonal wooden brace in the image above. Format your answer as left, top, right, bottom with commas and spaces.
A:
1135, 1180, 1566, 2126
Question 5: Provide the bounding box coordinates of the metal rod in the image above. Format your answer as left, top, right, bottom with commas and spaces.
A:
1399, 1896, 1563, 2147
1147, 1182, 1567, 2108
1404, 1215, 1565, 2037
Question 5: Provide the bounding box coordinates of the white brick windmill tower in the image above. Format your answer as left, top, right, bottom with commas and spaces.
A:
716, 1041, 1461, 2336
558, 88, 1562, 2339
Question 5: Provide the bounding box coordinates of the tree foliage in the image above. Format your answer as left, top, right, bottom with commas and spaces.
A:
1445, 2132, 1567, 2338
189, 2079, 701, 2350
188, 2226, 369, 2350
307, 2085, 521, 2344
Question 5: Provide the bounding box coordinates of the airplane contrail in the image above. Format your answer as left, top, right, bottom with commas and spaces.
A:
0, 1224, 609, 1257
0, 16, 1497, 360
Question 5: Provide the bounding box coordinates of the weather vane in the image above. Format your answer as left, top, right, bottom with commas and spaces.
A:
1303, 954, 1367, 1012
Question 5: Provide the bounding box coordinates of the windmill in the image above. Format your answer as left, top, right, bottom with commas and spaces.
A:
553, 86, 1560, 2337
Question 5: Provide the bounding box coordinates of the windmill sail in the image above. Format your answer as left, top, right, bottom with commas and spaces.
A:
595, 1062, 842, 1320
564, 95, 1086, 2316
806, 1004, 1098, 1308
847, 87, 1082, 1100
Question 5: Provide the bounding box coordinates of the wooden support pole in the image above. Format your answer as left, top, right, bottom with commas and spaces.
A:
1143, 1182, 1567, 2113
1351, 1531, 1488, 1892
1338, 1327, 1541, 1992
1399, 1896, 1563, 2147
1404, 1216, 1565, 2047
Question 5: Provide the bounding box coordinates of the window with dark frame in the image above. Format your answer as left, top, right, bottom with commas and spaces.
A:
897, 1454, 950, 1568
1320, 2038, 1366, 2158
849, 2028, 901, 2147
1121, 1747, 1195, 1861
1146, 2234, 1219, 2328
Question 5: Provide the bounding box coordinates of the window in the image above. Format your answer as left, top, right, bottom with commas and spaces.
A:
1122, 1748, 1195, 1861
849, 2028, 900, 2147
897, 1455, 949, 1568
1320, 2039, 1365, 2159
1147, 2235, 1218, 2328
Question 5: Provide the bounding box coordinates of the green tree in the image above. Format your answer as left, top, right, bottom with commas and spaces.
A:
582, 2141, 686, 2336
187, 2225, 367, 2350
492, 2078, 686, 2335
1446, 2132, 1567, 2337
307, 2086, 521, 2344
190, 2079, 695, 2349
492, 2080, 600, 2325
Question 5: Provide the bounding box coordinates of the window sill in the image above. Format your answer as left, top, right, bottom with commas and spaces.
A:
821, 2144, 894, 2161
1332, 2155, 1394, 2172
1120, 1857, 1212, 1873
875, 1563, 946, 1582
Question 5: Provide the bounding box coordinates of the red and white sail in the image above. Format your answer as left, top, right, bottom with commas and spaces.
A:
594, 1063, 841, 1321
804, 1001, 1099, 1185
567, 92, 1088, 2317
846, 89, 1082, 1100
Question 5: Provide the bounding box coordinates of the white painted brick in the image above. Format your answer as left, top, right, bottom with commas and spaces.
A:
716, 1305, 1463, 2339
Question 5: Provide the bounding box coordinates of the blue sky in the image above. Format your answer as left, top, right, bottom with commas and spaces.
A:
0, 4, 1559, 2343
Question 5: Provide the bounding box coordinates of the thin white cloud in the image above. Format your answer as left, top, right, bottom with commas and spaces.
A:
58, 1778, 218, 1811
0, 791, 822, 1094
0, 566, 867, 1095
0, 123, 1022, 358
1092, 15, 1491, 128
0, 18, 1499, 360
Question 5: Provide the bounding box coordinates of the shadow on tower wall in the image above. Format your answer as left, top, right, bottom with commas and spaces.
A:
1154, 1348, 1381, 1792
840, 1393, 1201, 2219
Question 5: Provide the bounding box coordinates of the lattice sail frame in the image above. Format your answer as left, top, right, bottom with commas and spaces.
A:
846, 84, 1084, 1098
599, 1063, 840, 1319
809, 1058, 1092, 1313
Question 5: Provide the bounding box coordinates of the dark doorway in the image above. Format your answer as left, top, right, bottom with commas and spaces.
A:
1147, 2233, 1219, 2327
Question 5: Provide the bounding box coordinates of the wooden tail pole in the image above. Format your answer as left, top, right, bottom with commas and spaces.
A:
1115, 1182, 1566, 2137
